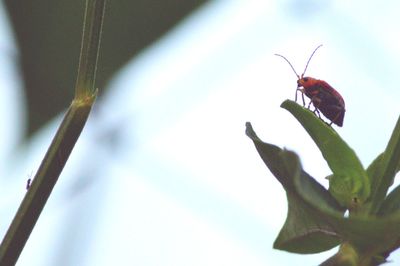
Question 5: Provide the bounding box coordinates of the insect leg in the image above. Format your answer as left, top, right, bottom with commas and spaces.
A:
307, 100, 321, 118
309, 96, 323, 119
301, 92, 306, 106
313, 108, 321, 118
314, 108, 321, 118
307, 100, 312, 109
295, 88, 305, 106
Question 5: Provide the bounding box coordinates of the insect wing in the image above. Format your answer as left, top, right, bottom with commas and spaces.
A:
316, 80, 345, 107
318, 102, 345, 126
310, 81, 346, 126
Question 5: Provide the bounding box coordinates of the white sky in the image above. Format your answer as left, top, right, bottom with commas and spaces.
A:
1, 1, 400, 266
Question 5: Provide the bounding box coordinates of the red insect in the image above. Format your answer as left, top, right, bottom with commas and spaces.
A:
275, 45, 346, 127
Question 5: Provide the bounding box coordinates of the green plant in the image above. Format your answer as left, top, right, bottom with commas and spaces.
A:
0, 0, 106, 265
246, 100, 400, 266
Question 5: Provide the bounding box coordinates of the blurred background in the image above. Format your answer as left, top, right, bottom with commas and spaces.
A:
0, 0, 399, 265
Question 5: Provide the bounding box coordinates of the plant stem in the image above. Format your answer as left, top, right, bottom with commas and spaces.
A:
75, 0, 107, 99
0, 0, 106, 264
0, 96, 96, 265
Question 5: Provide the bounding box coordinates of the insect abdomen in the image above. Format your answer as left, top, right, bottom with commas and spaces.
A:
304, 82, 346, 126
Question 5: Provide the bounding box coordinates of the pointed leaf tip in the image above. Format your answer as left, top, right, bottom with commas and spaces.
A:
245, 122, 257, 139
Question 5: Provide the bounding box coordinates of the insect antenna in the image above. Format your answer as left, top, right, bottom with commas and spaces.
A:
302, 44, 323, 77
274, 53, 300, 79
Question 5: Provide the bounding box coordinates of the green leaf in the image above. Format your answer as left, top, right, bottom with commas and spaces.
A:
274, 191, 341, 253
246, 122, 342, 253
320, 243, 387, 266
366, 153, 384, 184
319, 243, 359, 266
372, 153, 400, 216
297, 171, 400, 256
274, 151, 345, 253
245, 122, 297, 189
280, 100, 370, 209
246, 120, 400, 261
293, 152, 400, 256
378, 185, 400, 216
367, 115, 400, 214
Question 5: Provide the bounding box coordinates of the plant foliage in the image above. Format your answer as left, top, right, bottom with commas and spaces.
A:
246, 100, 400, 265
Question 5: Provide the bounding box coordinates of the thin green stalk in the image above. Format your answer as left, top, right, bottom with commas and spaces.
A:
0, 0, 106, 265
75, 0, 107, 98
